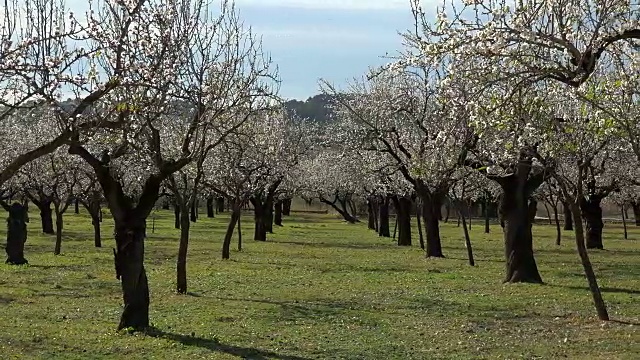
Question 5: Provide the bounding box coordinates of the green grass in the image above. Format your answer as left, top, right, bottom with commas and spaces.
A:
0, 208, 638, 359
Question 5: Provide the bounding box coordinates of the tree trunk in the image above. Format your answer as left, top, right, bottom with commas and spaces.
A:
444, 201, 450, 223
422, 197, 444, 258
632, 201, 640, 226
237, 212, 242, 251
569, 201, 609, 320
621, 206, 628, 240
114, 220, 150, 330
391, 196, 412, 246
216, 197, 225, 213
206, 196, 214, 218
274, 200, 283, 226
54, 208, 63, 255
162, 199, 170, 210
416, 200, 425, 250
378, 197, 390, 237
282, 198, 292, 216
367, 199, 376, 230
563, 202, 573, 230
553, 205, 561, 246
5, 203, 28, 265
265, 199, 274, 233
483, 197, 490, 234
580, 197, 604, 249
92, 212, 102, 248
222, 206, 241, 259
74, 198, 80, 214
176, 205, 191, 294
173, 203, 180, 229
190, 200, 197, 223
502, 197, 543, 283
459, 204, 475, 266
253, 202, 267, 241
36, 200, 55, 234
543, 202, 552, 225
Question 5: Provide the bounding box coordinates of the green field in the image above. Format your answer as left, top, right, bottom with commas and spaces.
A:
0, 208, 638, 359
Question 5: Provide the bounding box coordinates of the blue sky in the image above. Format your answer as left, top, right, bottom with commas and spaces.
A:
67, 0, 422, 101
235, 0, 416, 100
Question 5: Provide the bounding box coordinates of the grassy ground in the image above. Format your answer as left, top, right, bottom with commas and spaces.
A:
0, 207, 638, 359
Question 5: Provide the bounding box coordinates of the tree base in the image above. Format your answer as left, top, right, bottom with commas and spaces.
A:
5, 257, 28, 265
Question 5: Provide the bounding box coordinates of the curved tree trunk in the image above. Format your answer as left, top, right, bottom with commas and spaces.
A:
114, 220, 149, 330
581, 197, 604, 249
222, 205, 241, 259
5, 203, 28, 265
563, 202, 573, 230
378, 196, 390, 237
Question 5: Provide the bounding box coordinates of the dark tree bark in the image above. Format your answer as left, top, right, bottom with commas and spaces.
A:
378, 196, 390, 237
161, 199, 170, 210
237, 211, 242, 251
265, 200, 274, 233
274, 200, 283, 226
416, 199, 425, 250
31, 197, 55, 234
74, 198, 80, 214
250, 180, 282, 241
190, 200, 197, 223
173, 202, 180, 229
490, 155, 545, 284
367, 197, 377, 230
621, 206, 628, 240
222, 204, 241, 259
176, 203, 190, 294
253, 200, 267, 241
580, 195, 604, 249
391, 196, 412, 246
80, 195, 102, 248
421, 194, 444, 258
216, 196, 225, 213
206, 196, 214, 218
92, 212, 102, 248
282, 198, 292, 216
632, 201, 640, 226
54, 207, 63, 255
552, 204, 561, 246
5, 203, 28, 265
458, 202, 475, 266
114, 219, 150, 330
563, 202, 573, 230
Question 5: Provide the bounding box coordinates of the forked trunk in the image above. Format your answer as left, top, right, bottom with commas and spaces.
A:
114, 220, 150, 330
5, 203, 28, 265
580, 197, 604, 250
378, 197, 390, 237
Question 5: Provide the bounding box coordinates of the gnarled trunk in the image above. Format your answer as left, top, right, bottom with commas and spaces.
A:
222, 205, 241, 259
502, 197, 542, 283
580, 197, 604, 250
114, 220, 149, 330
5, 203, 28, 265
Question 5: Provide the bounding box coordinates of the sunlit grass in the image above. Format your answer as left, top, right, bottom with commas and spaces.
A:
0, 207, 638, 359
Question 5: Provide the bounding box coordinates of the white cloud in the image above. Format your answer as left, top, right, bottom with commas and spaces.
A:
235, 0, 410, 10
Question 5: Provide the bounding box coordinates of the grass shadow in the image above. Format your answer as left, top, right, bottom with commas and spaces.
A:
146, 328, 312, 360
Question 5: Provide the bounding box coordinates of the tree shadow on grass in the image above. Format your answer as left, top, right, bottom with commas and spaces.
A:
271, 240, 396, 251
146, 328, 312, 360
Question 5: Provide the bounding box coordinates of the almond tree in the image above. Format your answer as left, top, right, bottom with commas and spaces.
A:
66, 0, 277, 330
